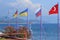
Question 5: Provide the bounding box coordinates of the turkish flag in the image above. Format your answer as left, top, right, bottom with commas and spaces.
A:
49, 4, 58, 15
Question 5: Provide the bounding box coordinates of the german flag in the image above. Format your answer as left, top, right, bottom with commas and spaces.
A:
13, 10, 18, 18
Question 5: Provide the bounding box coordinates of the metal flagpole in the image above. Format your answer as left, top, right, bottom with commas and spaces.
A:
58, 3, 59, 40
27, 8, 28, 39
16, 16, 18, 33
40, 6, 46, 40
40, 6, 42, 40
27, 9, 29, 28
44, 26, 47, 40
40, 6, 47, 40
8, 9, 10, 27
16, 10, 18, 30
27, 9, 33, 40
29, 22, 33, 40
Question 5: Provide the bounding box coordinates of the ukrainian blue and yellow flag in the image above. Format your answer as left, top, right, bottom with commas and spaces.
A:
20, 8, 28, 16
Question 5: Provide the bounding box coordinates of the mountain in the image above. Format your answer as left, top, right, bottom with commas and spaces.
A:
0, 17, 39, 24
0, 17, 26, 23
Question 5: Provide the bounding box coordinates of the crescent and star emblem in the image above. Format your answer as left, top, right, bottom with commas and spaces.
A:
53, 7, 56, 11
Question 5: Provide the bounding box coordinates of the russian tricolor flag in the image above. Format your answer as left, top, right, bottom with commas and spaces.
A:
36, 8, 41, 17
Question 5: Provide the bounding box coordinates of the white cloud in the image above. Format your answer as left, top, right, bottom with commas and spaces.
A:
8, 0, 41, 10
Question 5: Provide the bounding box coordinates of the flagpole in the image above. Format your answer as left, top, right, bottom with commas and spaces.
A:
16, 16, 18, 32
36, 6, 42, 40
40, 6, 42, 40
29, 22, 33, 40
8, 9, 10, 27
58, 3, 59, 40
27, 9, 32, 40
16, 9, 18, 30
27, 8, 28, 39
26, 8, 28, 27
40, 6, 46, 40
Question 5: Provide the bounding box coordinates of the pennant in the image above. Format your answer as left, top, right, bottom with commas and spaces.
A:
36, 8, 41, 17
20, 8, 28, 16
13, 10, 18, 18
49, 4, 58, 15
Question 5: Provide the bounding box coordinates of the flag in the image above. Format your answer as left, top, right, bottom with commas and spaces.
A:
13, 10, 18, 18
49, 4, 58, 15
20, 8, 28, 16
36, 8, 41, 17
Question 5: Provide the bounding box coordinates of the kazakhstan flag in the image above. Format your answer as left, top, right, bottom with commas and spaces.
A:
20, 8, 28, 16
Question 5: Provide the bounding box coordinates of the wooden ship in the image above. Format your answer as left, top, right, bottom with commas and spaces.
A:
0, 26, 31, 40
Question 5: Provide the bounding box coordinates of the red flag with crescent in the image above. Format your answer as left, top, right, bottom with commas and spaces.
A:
49, 4, 58, 15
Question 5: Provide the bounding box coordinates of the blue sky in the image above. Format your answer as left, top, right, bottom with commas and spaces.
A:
0, 0, 60, 40
0, 0, 60, 23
